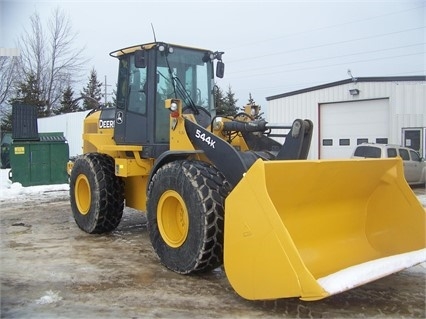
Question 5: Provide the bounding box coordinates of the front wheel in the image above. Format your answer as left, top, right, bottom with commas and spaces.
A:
69, 153, 124, 234
147, 160, 230, 274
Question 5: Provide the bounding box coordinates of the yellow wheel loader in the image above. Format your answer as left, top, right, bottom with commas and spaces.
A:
69, 42, 425, 301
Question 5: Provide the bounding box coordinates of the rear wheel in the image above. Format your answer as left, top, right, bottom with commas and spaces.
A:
70, 153, 124, 234
147, 160, 230, 274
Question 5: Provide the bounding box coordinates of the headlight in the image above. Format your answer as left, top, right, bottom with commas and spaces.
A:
170, 102, 178, 111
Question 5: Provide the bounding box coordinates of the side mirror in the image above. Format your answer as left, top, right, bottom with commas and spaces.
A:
216, 61, 224, 78
134, 50, 146, 68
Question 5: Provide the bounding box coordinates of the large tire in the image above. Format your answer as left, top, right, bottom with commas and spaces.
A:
70, 153, 124, 234
147, 160, 230, 274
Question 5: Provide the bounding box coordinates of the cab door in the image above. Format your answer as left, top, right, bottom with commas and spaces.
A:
114, 54, 148, 145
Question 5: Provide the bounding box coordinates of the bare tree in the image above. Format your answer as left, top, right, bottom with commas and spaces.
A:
0, 56, 19, 106
18, 8, 87, 116
0, 56, 19, 130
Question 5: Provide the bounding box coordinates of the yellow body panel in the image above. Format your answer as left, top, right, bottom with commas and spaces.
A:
169, 116, 197, 151
83, 112, 117, 157
224, 158, 425, 300
109, 42, 209, 58
80, 111, 153, 211
114, 157, 153, 177
124, 175, 149, 211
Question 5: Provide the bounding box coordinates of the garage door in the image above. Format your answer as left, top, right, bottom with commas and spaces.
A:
320, 99, 389, 159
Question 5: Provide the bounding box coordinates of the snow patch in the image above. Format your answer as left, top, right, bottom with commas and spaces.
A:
417, 194, 426, 207
318, 248, 426, 295
0, 169, 69, 201
35, 290, 63, 305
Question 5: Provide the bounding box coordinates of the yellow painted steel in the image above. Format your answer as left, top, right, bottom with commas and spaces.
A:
157, 190, 189, 248
82, 111, 117, 156
114, 157, 152, 177
109, 42, 209, 58
224, 158, 425, 301
124, 175, 148, 211
78, 111, 155, 212
167, 99, 197, 152
75, 174, 91, 215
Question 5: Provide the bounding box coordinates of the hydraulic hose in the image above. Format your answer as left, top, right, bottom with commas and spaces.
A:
222, 120, 268, 132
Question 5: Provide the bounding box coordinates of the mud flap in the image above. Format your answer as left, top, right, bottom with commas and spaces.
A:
223, 158, 426, 301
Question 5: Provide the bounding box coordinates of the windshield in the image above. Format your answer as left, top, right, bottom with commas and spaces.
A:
156, 46, 215, 114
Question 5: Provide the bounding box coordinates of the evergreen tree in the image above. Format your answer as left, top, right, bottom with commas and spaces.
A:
241, 93, 263, 119
247, 93, 255, 106
54, 85, 80, 114
224, 85, 238, 116
9, 72, 48, 118
81, 68, 103, 110
214, 84, 238, 116
0, 110, 12, 133
104, 87, 117, 108
214, 85, 226, 115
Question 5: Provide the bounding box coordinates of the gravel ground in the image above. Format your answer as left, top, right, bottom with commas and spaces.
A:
1, 187, 425, 318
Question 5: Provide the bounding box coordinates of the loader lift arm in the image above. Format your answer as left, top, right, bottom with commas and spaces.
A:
184, 118, 313, 187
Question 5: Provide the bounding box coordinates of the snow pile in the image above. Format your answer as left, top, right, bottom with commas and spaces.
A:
0, 169, 69, 201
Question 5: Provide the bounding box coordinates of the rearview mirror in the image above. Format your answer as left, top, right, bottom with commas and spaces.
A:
216, 61, 224, 78
134, 50, 146, 68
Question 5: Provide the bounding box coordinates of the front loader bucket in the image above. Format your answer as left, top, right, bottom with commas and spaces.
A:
224, 158, 425, 301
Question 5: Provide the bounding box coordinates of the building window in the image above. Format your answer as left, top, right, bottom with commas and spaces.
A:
357, 138, 368, 145
376, 138, 388, 144
322, 139, 333, 146
339, 139, 350, 146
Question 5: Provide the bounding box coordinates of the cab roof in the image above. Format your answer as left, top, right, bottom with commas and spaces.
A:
109, 42, 210, 58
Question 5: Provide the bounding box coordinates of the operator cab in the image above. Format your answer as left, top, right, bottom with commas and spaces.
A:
109, 42, 224, 158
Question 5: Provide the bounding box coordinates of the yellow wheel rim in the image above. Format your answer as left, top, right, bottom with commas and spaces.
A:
157, 190, 189, 248
75, 174, 91, 215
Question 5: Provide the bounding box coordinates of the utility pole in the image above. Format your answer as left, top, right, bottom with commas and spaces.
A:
104, 75, 112, 105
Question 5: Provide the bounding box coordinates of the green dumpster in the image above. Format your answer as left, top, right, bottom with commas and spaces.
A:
9, 133, 69, 186
1, 133, 12, 169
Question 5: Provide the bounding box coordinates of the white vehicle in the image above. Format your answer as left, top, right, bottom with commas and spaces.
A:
352, 143, 426, 186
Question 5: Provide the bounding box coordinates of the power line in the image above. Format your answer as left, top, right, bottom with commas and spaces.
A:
228, 26, 425, 64
228, 43, 425, 75
225, 3, 425, 51
226, 51, 425, 80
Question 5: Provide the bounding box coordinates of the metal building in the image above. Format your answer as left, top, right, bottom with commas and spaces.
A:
266, 76, 426, 159
37, 110, 90, 157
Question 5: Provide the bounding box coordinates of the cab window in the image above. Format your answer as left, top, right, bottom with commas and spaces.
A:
128, 55, 147, 114
116, 57, 129, 109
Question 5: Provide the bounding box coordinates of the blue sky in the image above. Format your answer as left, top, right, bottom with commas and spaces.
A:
1, 0, 425, 106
